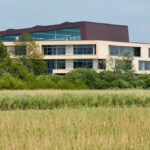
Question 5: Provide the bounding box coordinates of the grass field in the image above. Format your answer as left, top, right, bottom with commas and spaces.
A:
0, 90, 150, 110
0, 90, 150, 150
0, 108, 150, 150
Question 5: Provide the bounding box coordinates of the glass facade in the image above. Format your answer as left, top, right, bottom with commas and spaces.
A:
43, 45, 66, 55
73, 45, 96, 55
1, 27, 81, 41
109, 46, 133, 56
73, 59, 93, 69
139, 61, 150, 71
45, 59, 65, 74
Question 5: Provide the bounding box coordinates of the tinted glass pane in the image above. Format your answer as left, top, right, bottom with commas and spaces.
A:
73, 59, 93, 69
1, 27, 81, 41
139, 61, 142, 70
109, 46, 133, 56
43, 45, 66, 55
73, 45, 95, 55
45, 59, 65, 74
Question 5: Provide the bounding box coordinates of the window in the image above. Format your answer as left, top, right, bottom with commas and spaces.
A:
115, 59, 132, 70
45, 59, 66, 74
109, 46, 133, 56
144, 61, 150, 70
43, 45, 66, 55
138, 61, 150, 71
73, 45, 96, 55
14, 45, 26, 55
139, 61, 143, 70
149, 48, 150, 57
1, 27, 81, 41
54, 60, 65, 69
133, 47, 141, 57
5, 46, 15, 55
73, 59, 93, 69
98, 59, 106, 69
110, 46, 141, 57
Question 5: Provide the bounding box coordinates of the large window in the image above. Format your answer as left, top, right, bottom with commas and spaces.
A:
110, 46, 133, 56
74, 59, 93, 69
73, 45, 96, 55
98, 59, 106, 69
1, 27, 81, 41
109, 46, 141, 57
45, 59, 65, 74
139, 61, 150, 71
43, 45, 66, 55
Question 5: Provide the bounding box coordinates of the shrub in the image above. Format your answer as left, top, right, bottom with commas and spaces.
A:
65, 68, 98, 89
0, 73, 26, 89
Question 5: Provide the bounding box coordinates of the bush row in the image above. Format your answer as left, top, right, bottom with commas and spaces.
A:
0, 68, 150, 89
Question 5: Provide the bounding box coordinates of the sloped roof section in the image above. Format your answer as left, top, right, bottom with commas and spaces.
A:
0, 21, 129, 42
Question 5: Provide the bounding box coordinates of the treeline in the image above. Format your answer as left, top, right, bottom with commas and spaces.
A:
0, 68, 150, 89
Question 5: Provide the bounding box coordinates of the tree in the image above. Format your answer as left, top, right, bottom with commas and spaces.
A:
0, 39, 34, 80
0, 40, 8, 58
14, 32, 46, 75
114, 52, 134, 75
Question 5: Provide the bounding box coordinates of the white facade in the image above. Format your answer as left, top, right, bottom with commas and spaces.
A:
3, 40, 150, 74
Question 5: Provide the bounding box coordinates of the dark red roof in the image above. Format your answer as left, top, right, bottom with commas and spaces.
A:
0, 21, 129, 42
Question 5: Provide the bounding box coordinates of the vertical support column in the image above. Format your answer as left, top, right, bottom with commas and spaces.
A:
66, 59, 73, 70
93, 59, 98, 69
66, 45, 73, 55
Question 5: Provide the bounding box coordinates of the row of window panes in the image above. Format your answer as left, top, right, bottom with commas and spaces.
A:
109, 46, 133, 56
139, 61, 150, 70
43, 45, 96, 55
73, 45, 96, 55
73, 59, 93, 69
43, 45, 66, 55
1, 27, 81, 42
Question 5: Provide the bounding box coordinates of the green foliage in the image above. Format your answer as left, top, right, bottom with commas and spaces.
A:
65, 68, 98, 89
14, 32, 46, 75
114, 52, 134, 75
0, 73, 26, 89
0, 40, 8, 58
0, 92, 150, 110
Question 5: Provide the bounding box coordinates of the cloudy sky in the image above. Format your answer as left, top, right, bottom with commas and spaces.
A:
0, 0, 150, 43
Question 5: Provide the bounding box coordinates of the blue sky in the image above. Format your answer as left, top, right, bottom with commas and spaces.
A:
0, 0, 150, 43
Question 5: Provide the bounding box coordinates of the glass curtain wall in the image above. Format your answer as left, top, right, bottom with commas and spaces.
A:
1, 27, 81, 41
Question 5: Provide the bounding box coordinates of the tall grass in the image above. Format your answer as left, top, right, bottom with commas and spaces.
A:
0, 108, 150, 150
0, 90, 150, 110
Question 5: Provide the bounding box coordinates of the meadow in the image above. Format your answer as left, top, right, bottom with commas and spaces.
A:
0, 90, 150, 150
0, 90, 150, 110
0, 108, 150, 150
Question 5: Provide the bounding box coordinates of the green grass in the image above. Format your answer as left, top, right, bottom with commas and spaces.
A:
0, 90, 150, 110
0, 108, 150, 150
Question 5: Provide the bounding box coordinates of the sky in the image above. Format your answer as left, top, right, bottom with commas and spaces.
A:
0, 0, 150, 43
